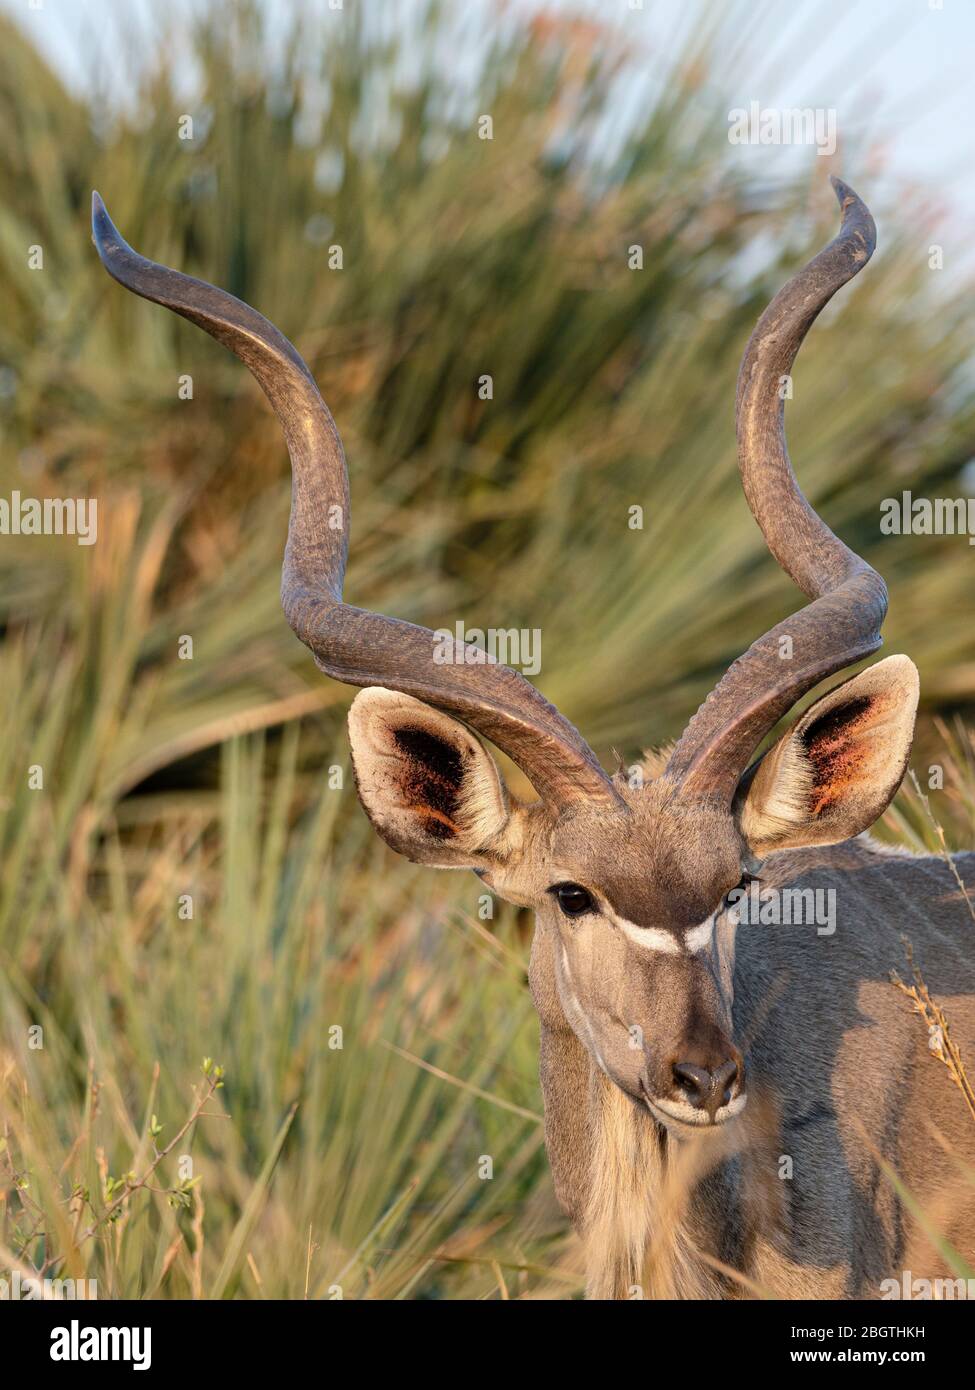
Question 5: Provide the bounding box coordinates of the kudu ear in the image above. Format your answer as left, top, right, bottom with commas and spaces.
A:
734, 656, 919, 857
347, 687, 514, 868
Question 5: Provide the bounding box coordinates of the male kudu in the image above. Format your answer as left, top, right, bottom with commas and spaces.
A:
93, 178, 975, 1298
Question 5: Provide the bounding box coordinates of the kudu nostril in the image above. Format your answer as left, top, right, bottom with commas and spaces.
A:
672, 1062, 712, 1106
672, 1058, 740, 1116
712, 1058, 740, 1104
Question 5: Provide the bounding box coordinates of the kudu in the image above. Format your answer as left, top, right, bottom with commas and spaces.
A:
94, 178, 975, 1299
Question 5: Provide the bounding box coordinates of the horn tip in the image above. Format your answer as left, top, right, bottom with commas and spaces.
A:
828, 173, 862, 214
828, 174, 876, 257
91, 190, 128, 269
91, 190, 113, 251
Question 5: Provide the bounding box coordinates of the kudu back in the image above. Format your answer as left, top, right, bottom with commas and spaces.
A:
94, 178, 975, 1299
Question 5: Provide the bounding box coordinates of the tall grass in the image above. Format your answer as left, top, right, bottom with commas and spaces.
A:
1, 660, 566, 1298
0, 2, 973, 1297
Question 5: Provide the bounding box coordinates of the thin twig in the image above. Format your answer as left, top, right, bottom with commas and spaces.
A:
74, 1072, 222, 1245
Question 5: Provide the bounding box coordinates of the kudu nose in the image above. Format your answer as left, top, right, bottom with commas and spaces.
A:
671, 1057, 740, 1120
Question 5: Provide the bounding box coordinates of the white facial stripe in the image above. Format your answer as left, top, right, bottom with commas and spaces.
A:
605, 906, 718, 956
558, 943, 610, 1078
684, 917, 716, 954
613, 914, 681, 954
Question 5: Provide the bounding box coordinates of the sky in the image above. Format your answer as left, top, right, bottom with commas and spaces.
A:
4, 0, 974, 246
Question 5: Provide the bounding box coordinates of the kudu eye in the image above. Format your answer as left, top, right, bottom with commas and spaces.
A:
550, 882, 595, 917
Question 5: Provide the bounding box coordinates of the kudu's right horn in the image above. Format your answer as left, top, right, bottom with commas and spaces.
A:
92, 192, 625, 813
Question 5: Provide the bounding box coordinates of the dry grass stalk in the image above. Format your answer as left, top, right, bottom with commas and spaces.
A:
908, 769, 975, 926
892, 938, 975, 1126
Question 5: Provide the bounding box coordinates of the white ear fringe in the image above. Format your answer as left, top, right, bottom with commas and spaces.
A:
739, 736, 814, 847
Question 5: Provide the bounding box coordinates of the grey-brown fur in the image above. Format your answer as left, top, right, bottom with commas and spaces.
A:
532, 825, 975, 1297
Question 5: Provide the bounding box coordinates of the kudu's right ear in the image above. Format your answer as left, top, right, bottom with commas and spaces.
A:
347, 688, 514, 869
734, 655, 919, 858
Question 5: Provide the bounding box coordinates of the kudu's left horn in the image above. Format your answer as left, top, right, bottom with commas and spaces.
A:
665, 177, 887, 804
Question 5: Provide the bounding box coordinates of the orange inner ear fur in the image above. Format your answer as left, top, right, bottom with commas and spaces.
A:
802, 695, 874, 817
392, 726, 466, 841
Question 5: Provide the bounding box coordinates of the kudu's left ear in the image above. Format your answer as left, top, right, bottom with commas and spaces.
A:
734, 656, 919, 857
347, 688, 514, 868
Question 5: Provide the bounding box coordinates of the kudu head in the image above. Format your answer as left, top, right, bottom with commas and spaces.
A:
93, 177, 918, 1136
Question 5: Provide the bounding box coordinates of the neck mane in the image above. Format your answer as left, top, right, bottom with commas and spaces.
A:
584, 1072, 732, 1299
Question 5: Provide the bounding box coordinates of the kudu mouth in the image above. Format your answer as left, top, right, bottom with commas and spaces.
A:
640, 1078, 747, 1134
638, 1029, 747, 1133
